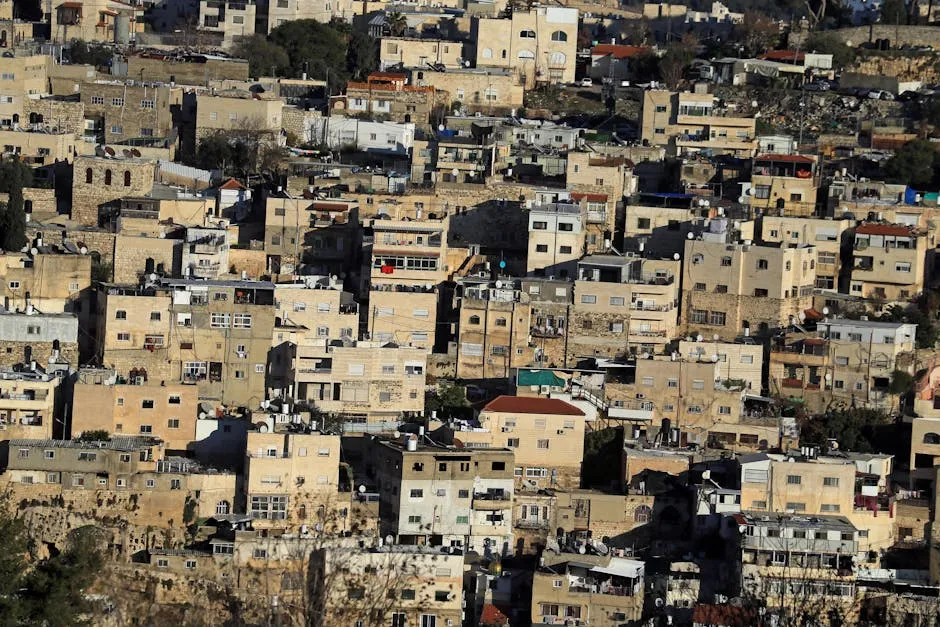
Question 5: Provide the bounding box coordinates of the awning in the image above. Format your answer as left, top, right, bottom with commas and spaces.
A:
372, 223, 443, 233
591, 558, 644, 579
744, 394, 774, 403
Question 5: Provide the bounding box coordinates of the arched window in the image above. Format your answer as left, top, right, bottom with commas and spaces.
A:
634, 505, 652, 523
495, 317, 507, 327
216, 500, 230, 515
481, 47, 493, 59
517, 50, 535, 60
519, 29, 536, 38
104, 169, 112, 186
551, 30, 567, 41
469, 315, 481, 325
124, 170, 131, 186
924, 433, 940, 445
85, 168, 93, 184
549, 52, 566, 66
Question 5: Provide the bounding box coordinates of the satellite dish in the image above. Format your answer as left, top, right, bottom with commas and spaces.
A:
149, 273, 158, 282
711, 354, 719, 363
713, 334, 720, 341
578, 544, 586, 555
655, 598, 665, 608
687, 232, 694, 239
702, 470, 712, 480
94, 145, 105, 157
798, 311, 806, 322
122, 149, 132, 158
593, 541, 609, 555
131, 148, 142, 158
696, 334, 703, 342
822, 306, 830, 315
79, 246, 88, 255
105, 146, 116, 157
546, 538, 560, 554
451, 168, 459, 177
260, 399, 270, 409
464, 60, 470, 67
393, 430, 401, 438
438, 124, 445, 131
495, 280, 503, 289
30, 247, 38, 256
63, 242, 79, 254
358, 485, 366, 493
639, 352, 649, 360
198, 411, 207, 419
385, 535, 394, 545
673, 253, 680, 260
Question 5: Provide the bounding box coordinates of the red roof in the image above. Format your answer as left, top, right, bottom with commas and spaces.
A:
754, 153, 815, 164
762, 50, 805, 63
312, 201, 351, 212
219, 178, 246, 190
591, 44, 650, 60
58, 2, 83, 8
691, 603, 758, 626
572, 192, 609, 203
480, 604, 509, 626
483, 395, 584, 416
856, 223, 915, 236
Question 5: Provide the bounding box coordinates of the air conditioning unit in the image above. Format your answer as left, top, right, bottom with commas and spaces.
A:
540, 385, 550, 394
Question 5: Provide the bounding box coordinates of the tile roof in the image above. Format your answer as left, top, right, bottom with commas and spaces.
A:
219, 178, 246, 190
754, 153, 815, 164
591, 44, 650, 59
855, 223, 915, 236
480, 604, 509, 626
762, 50, 805, 63
483, 395, 584, 416
692, 603, 758, 625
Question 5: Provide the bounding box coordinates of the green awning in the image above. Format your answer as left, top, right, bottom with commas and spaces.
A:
517, 369, 565, 388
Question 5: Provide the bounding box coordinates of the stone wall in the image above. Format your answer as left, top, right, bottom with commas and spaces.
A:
791, 25, 940, 49
71, 156, 157, 227
23, 187, 58, 222
23, 97, 85, 135
25, 224, 117, 267
848, 53, 940, 84
228, 248, 267, 279
113, 235, 181, 283
680, 290, 813, 340
0, 339, 78, 368
126, 55, 250, 85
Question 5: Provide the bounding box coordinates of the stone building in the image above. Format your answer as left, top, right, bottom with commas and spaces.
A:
640, 90, 757, 157
72, 368, 199, 452
759, 215, 853, 293
0, 368, 62, 440
527, 202, 585, 278
80, 80, 183, 146
0, 55, 49, 129
749, 153, 819, 217
850, 222, 931, 302
126, 52, 251, 85
0, 310, 79, 368
408, 66, 524, 113
471, 7, 579, 88
22, 95, 85, 136
523, 277, 573, 368
681, 235, 817, 340
264, 193, 359, 276
197, 0, 255, 49
338, 72, 443, 127
195, 91, 284, 142
381, 37, 466, 71
71, 155, 157, 226
50, 0, 144, 43
456, 278, 534, 381
0, 128, 76, 164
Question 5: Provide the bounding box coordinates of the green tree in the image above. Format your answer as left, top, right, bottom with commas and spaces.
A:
269, 20, 351, 92
658, 34, 697, 89
346, 29, 378, 81
883, 139, 939, 188
800, 405, 891, 453
0, 158, 32, 252
67, 40, 113, 67
425, 382, 471, 420
19, 526, 105, 626
804, 31, 855, 69
386, 11, 408, 37
889, 369, 914, 395
233, 34, 290, 79
880, 0, 909, 23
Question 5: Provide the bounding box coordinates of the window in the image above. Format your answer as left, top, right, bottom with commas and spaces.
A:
558, 222, 573, 232
821, 504, 840, 512
210, 313, 230, 328
559, 245, 573, 254
823, 477, 840, 487
157, 559, 169, 568
537, 439, 549, 449
757, 259, 769, 270
740, 354, 754, 364
635, 505, 652, 523
115, 310, 127, 320
550, 29, 567, 41
787, 475, 802, 485
421, 616, 437, 627
532, 220, 547, 230
90, 96, 104, 105
233, 313, 252, 328
785, 502, 806, 511
609, 296, 625, 306
896, 262, 912, 272
410, 489, 424, 498
580, 294, 596, 304
519, 29, 536, 38
694, 282, 706, 291
167, 418, 180, 429
535, 244, 548, 253
690, 309, 707, 324
709, 311, 726, 326
116, 332, 130, 341
754, 185, 771, 199
250, 495, 287, 520
407, 515, 422, 524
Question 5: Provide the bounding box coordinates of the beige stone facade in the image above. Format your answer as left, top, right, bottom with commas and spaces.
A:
339, 73, 443, 127
472, 7, 579, 88
641, 90, 757, 157
0, 369, 60, 440
198, 0, 255, 49
760, 216, 852, 292
676, 340, 764, 392
409, 67, 524, 113
750, 153, 819, 216
264, 195, 358, 276
72, 372, 199, 452
0, 129, 75, 165
681, 238, 817, 340
0, 55, 49, 128
50, 0, 144, 43
126, 54, 250, 85
381, 38, 465, 70
0, 252, 92, 316
71, 155, 156, 226
851, 222, 930, 302
196, 92, 283, 141
80, 80, 183, 146
456, 279, 534, 381
23, 95, 85, 136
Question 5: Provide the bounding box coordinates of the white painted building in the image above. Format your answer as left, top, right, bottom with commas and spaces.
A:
302, 116, 415, 155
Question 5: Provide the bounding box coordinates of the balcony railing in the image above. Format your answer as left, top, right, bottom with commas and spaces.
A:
514, 518, 549, 529
630, 302, 674, 312
531, 326, 564, 338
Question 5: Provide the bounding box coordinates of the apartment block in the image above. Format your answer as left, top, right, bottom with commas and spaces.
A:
769, 319, 916, 410
456, 279, 533, 381
851, 222, 930, 302
572, 255, 680, 358
749, 153, 819, 216
96, 279, 275, 408
410, 67, 524, 113
290, 340, 426, 431
641, 90, 757, 157
355, 436, 514, 555
676, 339, 764, 392
524, 278, 573, 368
909, 361, 940, 485
265, 194, 359, 276
262, 0, 354, 33
527, 203, 585, 278
51, 0, 144, 43
532, 551, 645, 625
341, 73, 441, 127
0, 55, 49, 128
0, 368, 60, 440
380, 37, 465, 70
681, 238, 817, 340
472, 7, 579, 88
760, 216, 853, 292
457, 395, 586, 490
198, 0, 255, 49
0, 310, 79, 368
738, 513, 858, 612
182, 226, 232, 279
80, 80, 183, 146
273, 278, 359, 340
0, 251, 92, 316
195, 92, 284, 142
368, 213, 449, 351
0, 128, 76, 164
71, 369, 198, 452
244, 430, 340, 531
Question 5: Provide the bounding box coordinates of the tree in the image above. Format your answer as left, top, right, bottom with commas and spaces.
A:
658, 34, 697, 89
346, 29, 378, 82
0, 158, 31, 252
19, 526, 105, 626
799, 404, 892, 453
733, 11, 781, 56
269, 20, 352, 93
804, 32, 855, 69
0, 500, 27, 625
883, 139, 939, 188
889, 369, 914, 395
425, 382, 471, 420
386, 11, 407, 37
880, 0, 909, 23
67, 39, 113, 67
233, 35, 290, 79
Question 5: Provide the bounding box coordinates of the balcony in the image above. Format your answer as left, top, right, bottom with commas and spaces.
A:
437, 158, 486, 172
531, 326, 564, 338
514, 518, 549, 530
472, 492, 511, 510
771, 340, 828, 366
630, 301, 674, 312
586, 210, 607, 224
782, 378, 803, 389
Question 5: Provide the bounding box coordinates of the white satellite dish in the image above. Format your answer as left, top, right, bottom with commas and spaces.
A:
358, 485, 366, 493
687, 232, 694, 239
198, 411, 207, 419
702, 470, 712, 480
822, 306, 830, 315
495, 280, 503, 289
696, 334, 703, 342
393, 430, 401, 438
713, 334, 720, 341
711, 354, 719, 363
798, 311, 806, 322
673, 253, 680, 260
438, 124, 445, 131
30, 247, 38, 256
385, 534, 394, 545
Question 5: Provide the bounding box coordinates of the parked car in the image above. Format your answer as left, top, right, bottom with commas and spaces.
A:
897, 90, 920, 102
579, 77, 593, 87
867, 89, 885, 99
